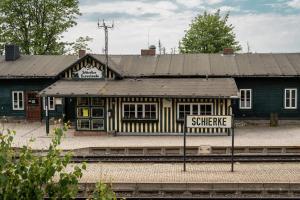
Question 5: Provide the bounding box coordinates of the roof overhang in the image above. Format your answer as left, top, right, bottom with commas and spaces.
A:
40, 78, 238, 98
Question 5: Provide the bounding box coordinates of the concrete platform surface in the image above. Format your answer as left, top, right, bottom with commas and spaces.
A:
2, 122, 300, 150
67, 162, 300, 184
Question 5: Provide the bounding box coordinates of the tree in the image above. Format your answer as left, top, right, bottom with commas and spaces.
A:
0, 123, 86, 199
179, 10, 242, 54
0, 0, 80, 55
66, 36, 93, 55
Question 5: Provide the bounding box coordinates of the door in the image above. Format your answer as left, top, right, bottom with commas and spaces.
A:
26, 92, 41, 121
65, 97, 76, 122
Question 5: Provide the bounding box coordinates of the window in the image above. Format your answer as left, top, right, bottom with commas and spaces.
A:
177, 103, 213, 120
77, 119, 90, 130
77, 97, 89, 106
239, 89, 252, 109
284, 88, 297, 109
12, 91, 24, 110
91, 107, 104, 118
77, 107, 90, 118
122, 103, 157, 120
43, 97, 55, 110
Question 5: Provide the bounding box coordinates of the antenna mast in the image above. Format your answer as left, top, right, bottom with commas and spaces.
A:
98, 19, 114, 78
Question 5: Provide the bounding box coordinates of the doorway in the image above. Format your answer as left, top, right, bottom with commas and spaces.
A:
26, 92, 41, 121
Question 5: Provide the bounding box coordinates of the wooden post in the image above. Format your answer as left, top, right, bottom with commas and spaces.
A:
183, 114, 186, 172
231, 114, 235, 172
45, 97, 49, 135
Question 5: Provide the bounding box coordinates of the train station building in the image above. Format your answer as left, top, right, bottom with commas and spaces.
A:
1, 44, 300, 135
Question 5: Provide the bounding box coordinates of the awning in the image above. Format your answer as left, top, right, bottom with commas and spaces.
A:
40, 78, 238, 98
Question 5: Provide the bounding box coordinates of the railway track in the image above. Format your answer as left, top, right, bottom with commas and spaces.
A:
70, 154, 300, 163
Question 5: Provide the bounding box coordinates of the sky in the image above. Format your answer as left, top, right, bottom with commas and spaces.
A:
63, 0, 300, 54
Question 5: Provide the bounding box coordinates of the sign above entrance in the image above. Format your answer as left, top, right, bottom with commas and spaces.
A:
73, 64, 103, 79
186, 115, 232, 128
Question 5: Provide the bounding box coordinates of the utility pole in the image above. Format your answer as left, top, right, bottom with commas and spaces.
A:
97, 19, 114, 78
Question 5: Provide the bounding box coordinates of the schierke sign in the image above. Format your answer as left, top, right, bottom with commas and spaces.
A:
186, 115, 232, 128
73, 64, 103, 79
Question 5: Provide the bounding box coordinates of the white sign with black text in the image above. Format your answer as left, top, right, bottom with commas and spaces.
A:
73, 65, 103, 79
186, 115, 232, 128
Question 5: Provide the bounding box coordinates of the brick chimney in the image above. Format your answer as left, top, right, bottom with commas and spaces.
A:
78, 49, 86, 58
141, 45, 156, 56
223, 48, 234, 55
5, 44, 20, 61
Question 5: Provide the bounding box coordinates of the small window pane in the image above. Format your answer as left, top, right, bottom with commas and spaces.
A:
92, 97, 104, 106
77, 97, 89, 106
77, 107, 90, 118
192, 105, 198, 115
137, 104, 143, 118
92, 107, 104, 118
92, 119, 104, 130
77, 119, 90, 130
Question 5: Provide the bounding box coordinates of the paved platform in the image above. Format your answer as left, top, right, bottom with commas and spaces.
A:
2, 122, 300, 150
71, 162, 300, 183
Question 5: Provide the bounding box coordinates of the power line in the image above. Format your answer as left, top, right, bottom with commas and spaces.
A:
97, 19, 114, 79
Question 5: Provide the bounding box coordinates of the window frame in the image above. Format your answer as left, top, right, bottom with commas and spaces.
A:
122, 102, 158, 120
43, 97, 55, 111
12, 91, 24, 110
284, 88, 297, 109
177, 103, 213, 120
239, 89, 252, 109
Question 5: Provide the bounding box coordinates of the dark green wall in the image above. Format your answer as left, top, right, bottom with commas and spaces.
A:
0, 79, 63, 119
234, 77, 300, 119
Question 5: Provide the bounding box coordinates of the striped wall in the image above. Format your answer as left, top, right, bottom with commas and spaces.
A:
106, 97, 232, 134
62, 56, 116, 79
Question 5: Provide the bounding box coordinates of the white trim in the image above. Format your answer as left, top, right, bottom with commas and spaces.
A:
12, 91, 24, 110
122, 102, 158, 120
43, 97, 55, 110
284, 88, 297, 109
177, 103, 214, 120
239, 89, 252, 109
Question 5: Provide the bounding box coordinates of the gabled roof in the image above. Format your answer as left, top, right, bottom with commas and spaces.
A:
1, 53, 300, 79
40, 78, 238, 98
107, 53, 300, 77
0, 55, 77, 78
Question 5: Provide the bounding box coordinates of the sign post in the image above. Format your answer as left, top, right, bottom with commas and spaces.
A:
185, 115, 234, 172
231, 114, 235, 172
183, 114, 187, 172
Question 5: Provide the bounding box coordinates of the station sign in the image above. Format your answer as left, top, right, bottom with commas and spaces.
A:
186, 115, 232, 128
73, 64, 103, 79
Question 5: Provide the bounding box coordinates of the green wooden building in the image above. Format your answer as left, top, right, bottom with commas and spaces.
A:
1, 45, 300, 135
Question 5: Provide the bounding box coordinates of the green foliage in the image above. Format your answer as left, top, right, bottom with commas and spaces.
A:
0, 0, 80, 55
0, 123, 86, 199
92, 182, 117, 200
66, 36, 94, 55
179, 10, 242, 54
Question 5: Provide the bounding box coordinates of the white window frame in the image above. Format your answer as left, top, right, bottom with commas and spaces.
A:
177, 103, 213, 120
284, 88, 297, 109
122, 103, 158, 120
239, 89, 252, 109
43, 97, 55, 110
12, 91, 24, 110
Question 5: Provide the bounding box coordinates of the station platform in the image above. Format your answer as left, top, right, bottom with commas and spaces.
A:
71, 162, 300, 198
4, 122, 300, 152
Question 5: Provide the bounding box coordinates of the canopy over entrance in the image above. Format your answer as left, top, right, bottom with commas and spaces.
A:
40, 78, 238, 98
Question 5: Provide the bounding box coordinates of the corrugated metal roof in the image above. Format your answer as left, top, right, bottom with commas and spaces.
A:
2, 53, 300, 78
0, 55, 77, 78
40, 78, 238, 98
108, 53, 300, 77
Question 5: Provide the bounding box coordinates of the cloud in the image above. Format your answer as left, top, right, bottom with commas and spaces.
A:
80, 1, 178, 18
63, 0, 300, 54
287, 0, 300, 8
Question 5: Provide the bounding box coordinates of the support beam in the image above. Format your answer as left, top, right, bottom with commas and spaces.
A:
45, 96, 49, 135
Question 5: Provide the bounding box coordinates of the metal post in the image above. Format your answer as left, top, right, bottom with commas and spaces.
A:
183, 114, 186, 172
231, 114, 235, 172
45, 97, 49, 135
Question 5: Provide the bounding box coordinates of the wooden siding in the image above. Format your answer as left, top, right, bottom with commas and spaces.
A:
234, 77, 300, 119
106, 97, 231, 134
62, 56, 116, 79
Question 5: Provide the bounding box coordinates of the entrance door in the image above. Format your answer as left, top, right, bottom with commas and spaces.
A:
26, 92, 41, 121
65, 97, 76, 122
